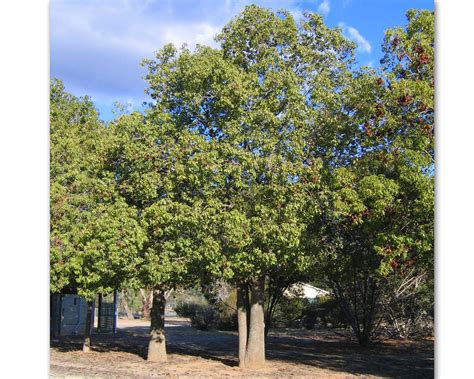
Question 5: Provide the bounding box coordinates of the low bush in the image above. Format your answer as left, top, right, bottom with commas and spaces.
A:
175, 301, 201, 318
175, 301, 218, 330
272, 297, 308, 328
270, 296, 347, 330
311, 296, 347, 329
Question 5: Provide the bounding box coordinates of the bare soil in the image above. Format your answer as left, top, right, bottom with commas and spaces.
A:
50, 318, 433, 378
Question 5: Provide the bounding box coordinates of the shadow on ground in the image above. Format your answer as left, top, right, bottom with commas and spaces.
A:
50, 319, 433, 378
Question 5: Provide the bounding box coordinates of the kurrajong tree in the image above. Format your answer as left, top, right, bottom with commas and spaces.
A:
142, 5, 355, 367
304, 9, 434, 345
109, 109, 220, 361
50, 80, 146, 351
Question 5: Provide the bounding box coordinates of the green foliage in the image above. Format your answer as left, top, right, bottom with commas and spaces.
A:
271, 297, 308, 328
175, 286, 238, 331
175, 299, 206, 318
50, 79, 145, 300
141, 5, 357, 286
304, 9, 434, 345
109, 105, 227, 293
175, 299, 218, 331
50, 6, 434, 347
305, 297, 347, 329
266, 296, 346, 330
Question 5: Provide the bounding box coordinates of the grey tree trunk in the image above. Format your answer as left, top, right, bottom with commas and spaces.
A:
236, 281, 249, 368
244, 277, 266, 368
147, 287, 167, 361
140, 288, 153, 320
121, 289, 134, 319
82, 301, 94, 352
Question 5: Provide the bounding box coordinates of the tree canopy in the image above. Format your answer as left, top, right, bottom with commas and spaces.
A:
50, 79, 146, 301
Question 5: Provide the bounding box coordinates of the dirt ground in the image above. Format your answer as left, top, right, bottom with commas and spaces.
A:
50, 318, 433, 378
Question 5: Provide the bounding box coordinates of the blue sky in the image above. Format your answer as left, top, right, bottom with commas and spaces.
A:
50, 0, 433, 121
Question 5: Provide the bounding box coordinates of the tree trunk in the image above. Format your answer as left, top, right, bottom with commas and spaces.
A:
121, 289, 134, 319
264, 289, 281, 339
140, 288, 153, 320
244, 277, 266, 368
147, 287, 167, 361
83, 301, 94, 352
236, 281, 249, 368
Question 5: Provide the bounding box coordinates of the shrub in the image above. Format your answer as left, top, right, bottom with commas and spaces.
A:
272, 297, 308, 328
189, 304, 218, 330
270, 296, 346, 330
175, 301, 201, 318
214, 290, 238, 330
175, 300, 218, 330
311, 296, 347, 328
380, 270, 434, 339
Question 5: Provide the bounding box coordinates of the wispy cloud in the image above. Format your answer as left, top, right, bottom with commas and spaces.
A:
50, 0, 306, 115
317, 0, 330, 16
338, 22, 372, 53
50, 0, 228, 104
342, 0, 353, 8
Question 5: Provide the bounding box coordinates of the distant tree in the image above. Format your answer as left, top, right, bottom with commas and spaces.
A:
139, 288, 153, 320
119, 289, 139, 319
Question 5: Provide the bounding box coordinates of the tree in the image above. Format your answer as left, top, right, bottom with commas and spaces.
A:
304, 9, 434, 345
139, 288, 153, 320
119, 288, 140, 319
263, 265, 309, 339
50, 79, 146, 351
381, 266, 433, 339
109, 109, 218, 361
142, 5, 355, 367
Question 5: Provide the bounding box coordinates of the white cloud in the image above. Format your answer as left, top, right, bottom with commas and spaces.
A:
50, 0, 310, 119
50, 0, 226, 104
338, 22, 372, 53
317, 0, 330, 16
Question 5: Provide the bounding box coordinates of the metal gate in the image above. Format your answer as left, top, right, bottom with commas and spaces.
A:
97, 290, 118, 333
50, 294, 90, 336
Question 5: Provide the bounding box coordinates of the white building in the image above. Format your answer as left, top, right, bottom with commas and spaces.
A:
283, 282, 330, 300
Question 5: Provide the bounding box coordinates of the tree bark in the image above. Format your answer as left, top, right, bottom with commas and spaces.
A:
147, 287, 167, 361
244, 277, 266, 368
83, 301, 94, 352
236, 281, 249, 368
140, 288, 153, 320
121, 289, 134, 319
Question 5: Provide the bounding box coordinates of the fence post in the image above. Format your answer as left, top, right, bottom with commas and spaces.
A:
90, 300, 96, 336
113, 289, 118, 334
97, 294, 103, 333
58, 294, 63, 336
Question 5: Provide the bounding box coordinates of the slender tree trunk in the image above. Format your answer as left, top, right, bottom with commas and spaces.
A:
147, 287, 167, 361
236, 281, 249, 368
121, 289, 134, 319
140, 288, 153, 320
83, 301, 94, 352
244, 277, 266, 368
264, 289, 281, 339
